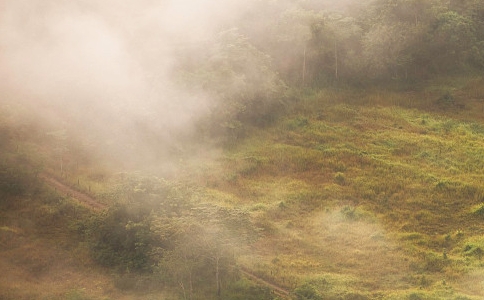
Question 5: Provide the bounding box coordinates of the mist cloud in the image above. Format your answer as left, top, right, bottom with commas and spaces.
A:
0, 0, 253, 168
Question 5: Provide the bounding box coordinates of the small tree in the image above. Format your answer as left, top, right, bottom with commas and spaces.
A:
46, 129, 68, 174
155, 205, 255, 298
84, 204, 154, 271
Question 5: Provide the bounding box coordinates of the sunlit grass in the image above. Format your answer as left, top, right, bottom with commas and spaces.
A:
202, 81, 484, 298
4, 76, 484, 298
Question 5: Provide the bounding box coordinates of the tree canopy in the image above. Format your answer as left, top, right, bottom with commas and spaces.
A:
224, 0, 484, 86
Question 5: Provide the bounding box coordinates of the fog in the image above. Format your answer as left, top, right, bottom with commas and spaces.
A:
3, 1, 484, 298
0, 0, 255, 170
0, 0, 368, 171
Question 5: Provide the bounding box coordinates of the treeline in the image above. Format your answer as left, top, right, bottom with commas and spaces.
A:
235, 0, 484, 85
168, 0, 484, 141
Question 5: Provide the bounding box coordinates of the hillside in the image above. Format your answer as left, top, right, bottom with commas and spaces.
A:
2, 76, 484, 299
3, 0, 484, 299
194, 78, 484, 299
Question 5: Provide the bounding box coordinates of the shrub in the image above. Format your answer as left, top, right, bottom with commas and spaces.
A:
436, 91, 455, 108
408, 292, 425, 300
84, 204, 154, 271
463, 244, 484, 260
471, 203, 484, 217
223, 279, 273, 300
294, 283, 323, 300
334, 172, 346, 185
0, 159, 40, 198
285, 116, 309, 130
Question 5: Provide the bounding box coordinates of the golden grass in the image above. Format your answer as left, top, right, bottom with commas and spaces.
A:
5, 76, 484, 299
0, 211, 109, 299
202, 80, 484, 298
238, 207, 414, 298
0, 194, 172, 300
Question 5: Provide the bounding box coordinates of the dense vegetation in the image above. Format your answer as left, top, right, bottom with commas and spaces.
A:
161, 0, 484, 145
2, 0, 484, 299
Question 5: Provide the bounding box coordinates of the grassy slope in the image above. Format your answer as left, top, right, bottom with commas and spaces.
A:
0, 103, 170, 300
195, 77, 484, 299
2, 76, 484, 299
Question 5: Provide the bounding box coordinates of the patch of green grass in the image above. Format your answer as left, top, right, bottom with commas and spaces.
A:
7, 77, 484, 299
203, 79, 484, 298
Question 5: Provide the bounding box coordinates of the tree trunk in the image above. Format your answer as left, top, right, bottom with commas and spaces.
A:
179, 281, 187, 300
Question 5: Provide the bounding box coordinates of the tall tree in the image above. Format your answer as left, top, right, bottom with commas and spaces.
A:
428, 10, 477, 72
274, 8, 323, 85
323, 14, 363, 82
176, 28, 287, 140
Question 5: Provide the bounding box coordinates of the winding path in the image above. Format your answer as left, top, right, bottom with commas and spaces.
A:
39, 173, 291, 296
39, 173, 106, 211
239, 267, 291, 298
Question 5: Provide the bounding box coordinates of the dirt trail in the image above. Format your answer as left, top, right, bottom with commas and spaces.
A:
40, 173, 291, 295
239, 267, 291, 298
39, 173, 106, 211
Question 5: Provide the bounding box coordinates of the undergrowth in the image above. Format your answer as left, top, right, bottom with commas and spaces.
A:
207, 76, 484, 299
3, 76, 484, 299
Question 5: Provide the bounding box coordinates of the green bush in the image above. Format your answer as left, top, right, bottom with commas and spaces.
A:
436, 91, 456, 108
471, 203, 484, 217
84, 204, 154, 271
334, 172, 346, 185
463, 244, 484, 259
222, 279, 273, 300
294, 283, 323, 300
408, 292, 425, 300
0, 159, 40, 198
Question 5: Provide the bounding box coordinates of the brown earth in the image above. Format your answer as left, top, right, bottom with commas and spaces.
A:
39, 173, 107, 210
